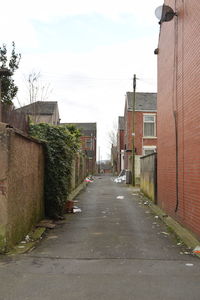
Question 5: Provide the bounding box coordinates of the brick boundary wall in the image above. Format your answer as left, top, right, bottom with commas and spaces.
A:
0, 123, 44, 252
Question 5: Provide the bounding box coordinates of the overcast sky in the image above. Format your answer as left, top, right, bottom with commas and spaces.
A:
0, 0, 163, 159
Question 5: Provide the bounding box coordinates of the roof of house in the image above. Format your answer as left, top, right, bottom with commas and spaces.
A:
62, 123, 97, 137
15, 101, 58, 115
126, 92, 157, 111
118, 116, 124, 130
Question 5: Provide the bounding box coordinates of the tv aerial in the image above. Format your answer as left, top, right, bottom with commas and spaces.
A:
155, 4, 177, 24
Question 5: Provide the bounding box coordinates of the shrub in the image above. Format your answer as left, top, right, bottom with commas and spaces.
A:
29, 123, 81, 219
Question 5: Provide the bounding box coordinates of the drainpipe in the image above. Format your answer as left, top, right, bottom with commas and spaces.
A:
132, 74, 136, 186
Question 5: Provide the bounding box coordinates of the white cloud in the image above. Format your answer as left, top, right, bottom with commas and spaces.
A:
2, 0, 161, 159
3, 0, 163, 21
14, 34, 158, 158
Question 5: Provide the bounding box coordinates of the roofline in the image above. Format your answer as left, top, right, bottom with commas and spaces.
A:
61, 122, 96, 125
15, 101, 58, 110
131, 110, 157, 112
26, 112, 54, 115
126, 91, 157, 95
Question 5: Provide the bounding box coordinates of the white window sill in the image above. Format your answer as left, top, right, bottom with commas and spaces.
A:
143, 136, 157, 139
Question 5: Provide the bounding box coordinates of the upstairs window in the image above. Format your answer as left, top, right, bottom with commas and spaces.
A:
143, 114, 156, 137
85, 139, 92, 149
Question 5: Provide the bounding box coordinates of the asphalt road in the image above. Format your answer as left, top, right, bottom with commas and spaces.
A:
0, 176, 200, 300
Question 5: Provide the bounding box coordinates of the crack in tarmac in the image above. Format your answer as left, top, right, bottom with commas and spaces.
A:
27, 254, 196, 262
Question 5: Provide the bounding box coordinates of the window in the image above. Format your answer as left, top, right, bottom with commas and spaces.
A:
143, 146, 156, 156
143, 114, 156, 137
144, 149, 155, 156
85, 139, 92, 149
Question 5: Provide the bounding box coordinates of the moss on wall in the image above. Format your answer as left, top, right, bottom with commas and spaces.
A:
0, 225, 7, 253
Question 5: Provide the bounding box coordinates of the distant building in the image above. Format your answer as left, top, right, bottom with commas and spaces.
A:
111, 144, 117, 175
63, 123, 97, 175
15, 101, 60, 125
99, 160, 112, 175
117, 116, 125, 174
118, 92, 157, 182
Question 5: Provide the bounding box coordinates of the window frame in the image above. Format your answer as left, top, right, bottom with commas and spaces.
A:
143, 146, 157, 156
143, 113, 156, 138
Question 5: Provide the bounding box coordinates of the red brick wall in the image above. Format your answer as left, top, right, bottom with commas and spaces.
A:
80, 136, 96, 174
157, 0, 200, 238
117, 129, 124, 173
119, 130, 124, 151
124, 111, 132, 152
124, 109, 157, 162
135, 112, 157, 155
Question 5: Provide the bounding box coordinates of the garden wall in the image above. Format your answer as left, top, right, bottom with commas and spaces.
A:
0, 123, 44, 252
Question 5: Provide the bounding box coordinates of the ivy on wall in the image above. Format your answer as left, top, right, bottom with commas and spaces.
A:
29, 123, 81, 219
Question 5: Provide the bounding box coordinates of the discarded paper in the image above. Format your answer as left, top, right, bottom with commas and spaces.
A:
185, 263, 194, 267
116, 196, 124, 199
193, 246, 200, 254
161, 232, 169, 236
73, 206, 82, 213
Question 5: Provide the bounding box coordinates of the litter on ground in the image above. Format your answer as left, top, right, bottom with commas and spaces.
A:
25, 235, 30, 242
84, 175, 94, 183
73, 206, 82, 213
114, 175, 126, 183
116, 196, 124, 199
161, 232, 169, 236
193, 246, 200, 254
84, 178, 93, 183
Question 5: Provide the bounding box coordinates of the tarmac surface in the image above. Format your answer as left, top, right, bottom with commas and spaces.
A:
0, 175, 200, 300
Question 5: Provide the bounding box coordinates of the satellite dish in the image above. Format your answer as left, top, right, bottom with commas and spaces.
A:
155, 4, 177, 23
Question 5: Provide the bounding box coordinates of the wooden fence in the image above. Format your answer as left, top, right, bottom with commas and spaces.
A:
1, 104, 29, 134
140, 153, 157, 203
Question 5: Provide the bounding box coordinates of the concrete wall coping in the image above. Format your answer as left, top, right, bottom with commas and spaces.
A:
0, 122, 44, 145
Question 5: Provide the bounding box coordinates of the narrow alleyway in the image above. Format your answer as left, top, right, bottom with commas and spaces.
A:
0, 176, 200, 300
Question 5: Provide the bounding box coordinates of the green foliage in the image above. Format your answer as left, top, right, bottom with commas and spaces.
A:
0, 42, 21, 104
29, 123, 81, 219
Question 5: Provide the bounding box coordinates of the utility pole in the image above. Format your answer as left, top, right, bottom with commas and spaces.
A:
132, 74, 136, 186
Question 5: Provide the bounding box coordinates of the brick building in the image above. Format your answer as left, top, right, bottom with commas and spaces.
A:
16, 101, 60, 125
122, 92, 157, 181
63, 123, 97, 175
156, 0, 200, 238
117, 116, 125, 174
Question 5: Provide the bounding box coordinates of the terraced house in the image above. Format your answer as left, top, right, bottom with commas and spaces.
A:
118, 92, 157, 183
156, 0, 200, 238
